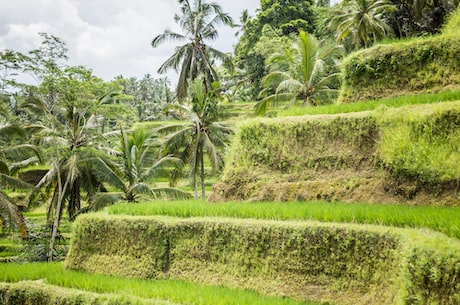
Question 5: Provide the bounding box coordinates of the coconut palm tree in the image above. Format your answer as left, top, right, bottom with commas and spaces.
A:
255, 31, 344, 115
80, 126, 190, 212
151, 0, 234, 101
159, 79, 233, 199
328, 0, 396, 48
22, 93, 112, 260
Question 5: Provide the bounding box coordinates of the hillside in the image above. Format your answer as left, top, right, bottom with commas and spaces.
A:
210, 9, 460, 205
210, 101, 460, 205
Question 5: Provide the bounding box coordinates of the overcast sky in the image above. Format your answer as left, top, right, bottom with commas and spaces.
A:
0, 0, 260, 83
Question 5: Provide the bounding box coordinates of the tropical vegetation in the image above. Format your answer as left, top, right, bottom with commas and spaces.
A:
158, 79, 233, 198
151, 0, 234, 101
1, 1, 460, 304
255, 30, 344, 114
328, 0, 397, 49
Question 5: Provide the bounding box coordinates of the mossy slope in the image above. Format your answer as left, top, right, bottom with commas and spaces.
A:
65, 214, 460, 305
338, 7, 460, 103
210, 102, 460, 205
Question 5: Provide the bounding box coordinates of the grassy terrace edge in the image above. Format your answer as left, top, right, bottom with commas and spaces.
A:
0, 263, 321, 305
107, 200, 460, 239
275, 89, 460, 117
64, 214, 460, 305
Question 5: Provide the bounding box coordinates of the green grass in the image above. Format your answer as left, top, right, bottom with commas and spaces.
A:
108, 200, 460, 239
0, 262, 323, 305
275, 89, 460, 117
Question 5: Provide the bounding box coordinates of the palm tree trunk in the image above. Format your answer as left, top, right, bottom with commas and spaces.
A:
200, 146, 205, 199
194, 175, 198, 199
48, 164, 70, 262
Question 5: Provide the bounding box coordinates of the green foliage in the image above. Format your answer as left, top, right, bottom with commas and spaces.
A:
159, 79, 234, 199
328, 0, 396, 49
339, 33, 460, 103
259, 0, 316, 35
118, 75, 173, 122
108, 200, 460, 239
387, 0, 459, 38
229, 114, 377, 173
406, 248, 460, 304
234, 0, 317, 100
255, 30, 344, 115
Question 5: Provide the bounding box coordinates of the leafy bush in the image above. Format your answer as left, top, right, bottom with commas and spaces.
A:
228, 114, 377, 174
406, 249, 460, 304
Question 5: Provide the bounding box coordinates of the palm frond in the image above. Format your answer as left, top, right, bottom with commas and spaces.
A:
254, 93, 296, 116
0, 161, 9, 175
262, 71, 291, 89
151, 187, 192, 200
78, 192, 124, 214
0, 190, 28, 238
146, 156, 184, 180
84, 157, 125, 190
151, 31, 187, 48
9, 157, 40, 176
0, 173, 35, 190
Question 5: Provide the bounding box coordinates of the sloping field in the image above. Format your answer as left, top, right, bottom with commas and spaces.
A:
338, 9, 460, 103
64, 213, 460, 305
210, 101, 460, 205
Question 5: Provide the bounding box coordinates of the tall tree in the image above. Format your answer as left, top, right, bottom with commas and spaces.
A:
328, 0, 396, 48
256, 31, 344, 115
151, 0, 234, 101
159, 79, 233, 199
387, 0, 458, 37
119, 75, 174, 121
234, 0, 317, 100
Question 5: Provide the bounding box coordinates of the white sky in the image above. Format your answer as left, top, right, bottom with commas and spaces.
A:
0, 0, 260, 83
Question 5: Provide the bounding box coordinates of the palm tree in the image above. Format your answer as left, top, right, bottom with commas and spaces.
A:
23, 96, 111, 260
255, 31, 344, 115
0, 123, 42, 238
151, 0, 234, 100
80, 127, 190, 212
328, 0, 396, 48
159, 79, 233, 199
